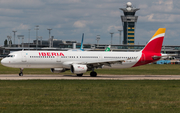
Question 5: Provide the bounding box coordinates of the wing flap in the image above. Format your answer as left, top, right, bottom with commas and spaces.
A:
85, 60, 124, 67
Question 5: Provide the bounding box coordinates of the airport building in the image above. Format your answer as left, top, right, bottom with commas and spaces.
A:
1, 42, 180, 59
120, 2, 139, 45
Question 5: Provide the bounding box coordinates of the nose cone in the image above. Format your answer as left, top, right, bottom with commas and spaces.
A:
1, 59, 8, 67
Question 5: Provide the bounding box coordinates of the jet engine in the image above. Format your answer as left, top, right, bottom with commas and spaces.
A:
70, 64, 88, 74
50, 68, 66, 73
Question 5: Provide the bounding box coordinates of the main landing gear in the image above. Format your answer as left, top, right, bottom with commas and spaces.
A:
19, 68, 23, 76
90, 68, 97, 77
90, 71, 97, 77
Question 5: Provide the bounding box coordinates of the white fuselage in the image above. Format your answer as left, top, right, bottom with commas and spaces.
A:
1, 51, 142, 69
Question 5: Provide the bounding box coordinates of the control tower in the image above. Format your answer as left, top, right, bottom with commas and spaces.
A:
120, 2, 140, 45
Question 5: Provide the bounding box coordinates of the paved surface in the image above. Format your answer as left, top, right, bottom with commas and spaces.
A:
0, 74, 180, 80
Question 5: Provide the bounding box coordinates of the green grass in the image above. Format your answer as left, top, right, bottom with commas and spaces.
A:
1, 61, 180, 112
1, 63, 180, 75
0, 80, 180, 113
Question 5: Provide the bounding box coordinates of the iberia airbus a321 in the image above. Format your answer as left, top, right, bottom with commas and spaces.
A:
1, 28, 166, 77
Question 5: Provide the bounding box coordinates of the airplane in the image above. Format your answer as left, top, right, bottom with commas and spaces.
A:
1, 28, 166, 77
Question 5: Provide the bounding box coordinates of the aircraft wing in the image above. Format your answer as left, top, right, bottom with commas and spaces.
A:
63, 59, 125, 69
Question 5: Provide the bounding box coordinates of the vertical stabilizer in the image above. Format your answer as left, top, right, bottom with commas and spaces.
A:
142, 28, 166, 53
133, 28, 166, 67
80, 33, 84, 50
105, 45, 111, 51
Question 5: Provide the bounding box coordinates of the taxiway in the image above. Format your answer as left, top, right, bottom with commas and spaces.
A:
0, 74, 180, 80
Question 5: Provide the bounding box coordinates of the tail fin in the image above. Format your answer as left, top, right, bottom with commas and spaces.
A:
142, 28, 166, 53
80, 33, 84, 50
105, 45, 111, 51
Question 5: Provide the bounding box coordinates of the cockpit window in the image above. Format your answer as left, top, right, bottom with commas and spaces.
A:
7, 55, 15, 58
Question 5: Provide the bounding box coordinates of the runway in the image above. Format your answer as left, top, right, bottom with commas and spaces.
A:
1, 74, 180, 80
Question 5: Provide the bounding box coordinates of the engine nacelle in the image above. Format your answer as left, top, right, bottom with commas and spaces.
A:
50, 68, 66, 73
70, 64, 88, 74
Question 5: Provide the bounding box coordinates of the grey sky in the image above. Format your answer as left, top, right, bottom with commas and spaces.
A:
0, 0, 179, 46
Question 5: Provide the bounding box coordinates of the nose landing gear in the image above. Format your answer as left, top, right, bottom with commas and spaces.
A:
19, 68, 23, 76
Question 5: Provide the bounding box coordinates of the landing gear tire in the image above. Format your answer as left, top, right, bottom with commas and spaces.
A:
19, 72, 23, 76
19, 68, 23, 76
90, 71, 97, 77
77, 74, 83, 77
